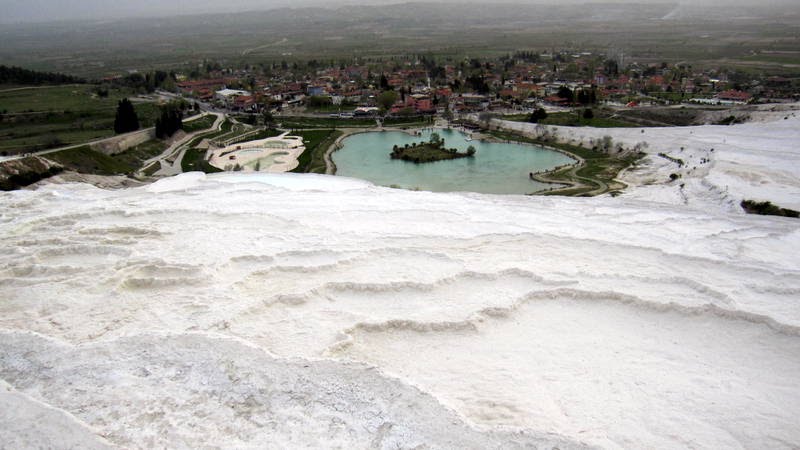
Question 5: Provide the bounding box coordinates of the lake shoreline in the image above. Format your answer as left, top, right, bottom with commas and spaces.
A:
328, 127, 577, 195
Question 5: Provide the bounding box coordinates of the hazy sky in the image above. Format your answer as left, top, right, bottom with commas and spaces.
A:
0, 0, 793, 24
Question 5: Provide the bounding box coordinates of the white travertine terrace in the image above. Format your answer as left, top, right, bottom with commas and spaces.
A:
1, 113, 800, 449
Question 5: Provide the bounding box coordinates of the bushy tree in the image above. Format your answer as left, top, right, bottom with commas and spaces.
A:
262, 110, 275, 128
307, 96, 332, 108
557, 86, 574, 102
379, 74, 391, 90
377, 91, 398, 112
465, 75, 490, 94
113, 98, 140, 134
155, 102, 184, 139
529, 108, 548, 123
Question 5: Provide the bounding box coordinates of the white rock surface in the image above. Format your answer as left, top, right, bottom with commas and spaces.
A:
496, 109, 800, 212
1, 114, 799, 449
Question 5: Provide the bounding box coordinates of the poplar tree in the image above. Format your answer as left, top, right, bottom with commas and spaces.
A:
113, 98, 140, 134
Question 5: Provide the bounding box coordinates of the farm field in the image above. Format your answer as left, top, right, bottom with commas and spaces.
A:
0, 85, 160, 155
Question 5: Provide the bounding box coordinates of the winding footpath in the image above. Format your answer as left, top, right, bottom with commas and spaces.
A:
144, 112, 225, 177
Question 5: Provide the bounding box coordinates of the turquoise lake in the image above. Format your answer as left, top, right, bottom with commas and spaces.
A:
332, 128, 576, 195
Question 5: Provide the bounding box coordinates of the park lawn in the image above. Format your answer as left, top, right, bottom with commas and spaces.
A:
280, 116, 376, 129
486, 130, 644, 196
291, 129, 342, 174
248, 128, 284, 140
180, 120, 234, 173
384, 117, 432, 127
304, 104, 357, 113
181, 148, 223, 173
182, 114, 217, 133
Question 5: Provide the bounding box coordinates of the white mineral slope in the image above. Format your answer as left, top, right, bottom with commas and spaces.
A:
1, 172, 799, 449
495, 109, 800, 212
0, 379, 114, 449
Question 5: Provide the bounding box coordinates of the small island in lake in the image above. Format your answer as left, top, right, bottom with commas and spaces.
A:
390, 132, 476, 163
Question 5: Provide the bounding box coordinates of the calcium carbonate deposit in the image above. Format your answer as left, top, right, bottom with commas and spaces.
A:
1, 113, 800, 449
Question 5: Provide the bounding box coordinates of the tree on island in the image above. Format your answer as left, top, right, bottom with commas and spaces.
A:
390, 139, 475, 163
113, 98, 140, 134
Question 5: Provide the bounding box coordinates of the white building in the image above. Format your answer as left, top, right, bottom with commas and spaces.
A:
215, 89, 251, 105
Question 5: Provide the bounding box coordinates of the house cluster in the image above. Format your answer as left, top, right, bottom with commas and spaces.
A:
173, 51, 797, 115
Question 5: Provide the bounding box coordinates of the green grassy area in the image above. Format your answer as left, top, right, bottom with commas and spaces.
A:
180, 119, 233, 173
46, 146, 133, 175
280, 116, 377, 129
45, 138, 168, 175
0, 85, 103, 113
487, 129, 644, 196
739, 53, 800, 65
181, 148, 223, 173
500, 114, 531, 122
290, 129, 343, 174
505, 111, 640, 128
384, 117, 433, 127
142, 162, 161, 176
304, 104, 357, 113
279, 116, 429, 130
248, 128, 283, 140
647, 92, 703, 102
0, 85, 162, 154
0, 127, 112, 155
181, 114, 216, 133
111, 140, 167, 170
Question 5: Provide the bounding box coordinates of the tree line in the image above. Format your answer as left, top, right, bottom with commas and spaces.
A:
0, 65, 85, 85
114, 98, 185, 139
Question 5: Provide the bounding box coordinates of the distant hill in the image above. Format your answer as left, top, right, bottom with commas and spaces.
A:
0, 1, 796, 78
0, 65, 85, 86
